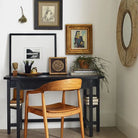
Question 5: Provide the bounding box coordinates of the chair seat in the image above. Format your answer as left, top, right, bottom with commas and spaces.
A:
47, 103, 78, 113
28, 103, 80, 117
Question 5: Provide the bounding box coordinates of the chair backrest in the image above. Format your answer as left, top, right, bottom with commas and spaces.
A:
40, 78, 82, 92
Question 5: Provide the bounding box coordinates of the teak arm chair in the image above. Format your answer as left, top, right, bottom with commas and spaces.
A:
24, 78, 84, 138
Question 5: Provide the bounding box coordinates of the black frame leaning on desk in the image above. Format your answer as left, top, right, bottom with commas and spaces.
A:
9, 33, 57, 75
4, 74, 103, 138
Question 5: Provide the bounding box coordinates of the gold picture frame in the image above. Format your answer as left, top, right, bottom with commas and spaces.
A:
34, 0, 62, 30
66, 24, 93, 55
49, 57, 67, 74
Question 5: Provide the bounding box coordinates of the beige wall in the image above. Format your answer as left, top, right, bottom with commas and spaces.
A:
116, 0, 138, 137
0, 0, 117, 129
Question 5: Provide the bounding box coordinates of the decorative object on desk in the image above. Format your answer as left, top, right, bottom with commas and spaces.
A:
49, 57, 67, 74
75, 56, 94, 69
18, 6, 27, 23
18, 72, 42, 76
34, 0, 62, 30
66, 24, 92, 55
12, 62, 18, 76
31, 67, 37, 74
23, 60, 34, 73
72, 56, 109, 92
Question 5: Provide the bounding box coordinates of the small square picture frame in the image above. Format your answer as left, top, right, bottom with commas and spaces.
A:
49, 57, 67, 74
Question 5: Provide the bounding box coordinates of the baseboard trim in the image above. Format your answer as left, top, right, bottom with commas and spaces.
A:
116, 114, 138, 138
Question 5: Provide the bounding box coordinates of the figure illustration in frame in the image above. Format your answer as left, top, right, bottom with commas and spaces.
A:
41, 6, 56, 23
74, 31, 84, 48
72, 30, 87, 49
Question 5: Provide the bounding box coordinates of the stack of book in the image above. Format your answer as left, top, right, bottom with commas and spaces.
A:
10, 99, 22, 108
70, 68, 97, 76
84, 96, 99, 106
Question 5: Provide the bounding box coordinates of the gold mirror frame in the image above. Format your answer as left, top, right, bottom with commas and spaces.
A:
117, 0, 138, 67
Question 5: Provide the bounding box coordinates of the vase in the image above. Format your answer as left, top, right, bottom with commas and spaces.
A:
79, 60, 89, 69
25, 65, 32, 73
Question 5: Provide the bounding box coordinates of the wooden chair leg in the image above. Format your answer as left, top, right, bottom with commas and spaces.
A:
77, 90, 85, 138
43, 115, 49, 138
24, 94, 29, 138
61, 91, 65, 138
61, 117, 64, 138
79, 111, 85, 138
42, 93, 49, 138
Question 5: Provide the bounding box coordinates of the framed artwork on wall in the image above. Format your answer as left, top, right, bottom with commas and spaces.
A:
66, 24, 93, 55
34, 0, 62, 30
49, 57, 67, 74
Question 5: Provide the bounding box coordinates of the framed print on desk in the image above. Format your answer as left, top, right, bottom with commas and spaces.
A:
9, 33, 57, 75
49, 57, 67, 74
34, 0, 62, 30
66, 24, 93, 55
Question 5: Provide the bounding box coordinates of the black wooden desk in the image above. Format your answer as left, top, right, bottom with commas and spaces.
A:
4, 74, 103, 138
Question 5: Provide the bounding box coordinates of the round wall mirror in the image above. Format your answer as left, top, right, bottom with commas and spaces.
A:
117, 0, 138, 67
122, 12, 132, 48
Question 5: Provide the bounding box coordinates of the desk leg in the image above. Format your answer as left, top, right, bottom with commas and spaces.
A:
83, 89, 87, 128
96, 80, 100, 132
89, 87, 93, 137
16, 84, 21, 138
7, 80, 11, 134
20, 105, 22, 130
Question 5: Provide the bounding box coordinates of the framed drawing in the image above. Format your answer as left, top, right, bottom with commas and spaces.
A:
49, 57, 67, 74
9, 33, 57, 75
34, 0, 62, 30
66, 24, 93, 55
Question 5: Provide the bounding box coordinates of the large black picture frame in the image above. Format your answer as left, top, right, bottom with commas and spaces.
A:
9, 33, 57, 75
34, 0, 63, 30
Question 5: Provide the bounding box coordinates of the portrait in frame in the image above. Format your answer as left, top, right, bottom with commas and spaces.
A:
34, 0, 62, 30
66, 24, 93, 55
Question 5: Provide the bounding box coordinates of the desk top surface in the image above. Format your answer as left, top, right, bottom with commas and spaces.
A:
4, 74, 104, 81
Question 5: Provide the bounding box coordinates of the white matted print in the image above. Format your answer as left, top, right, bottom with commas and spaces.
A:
11, 34, 56, 73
